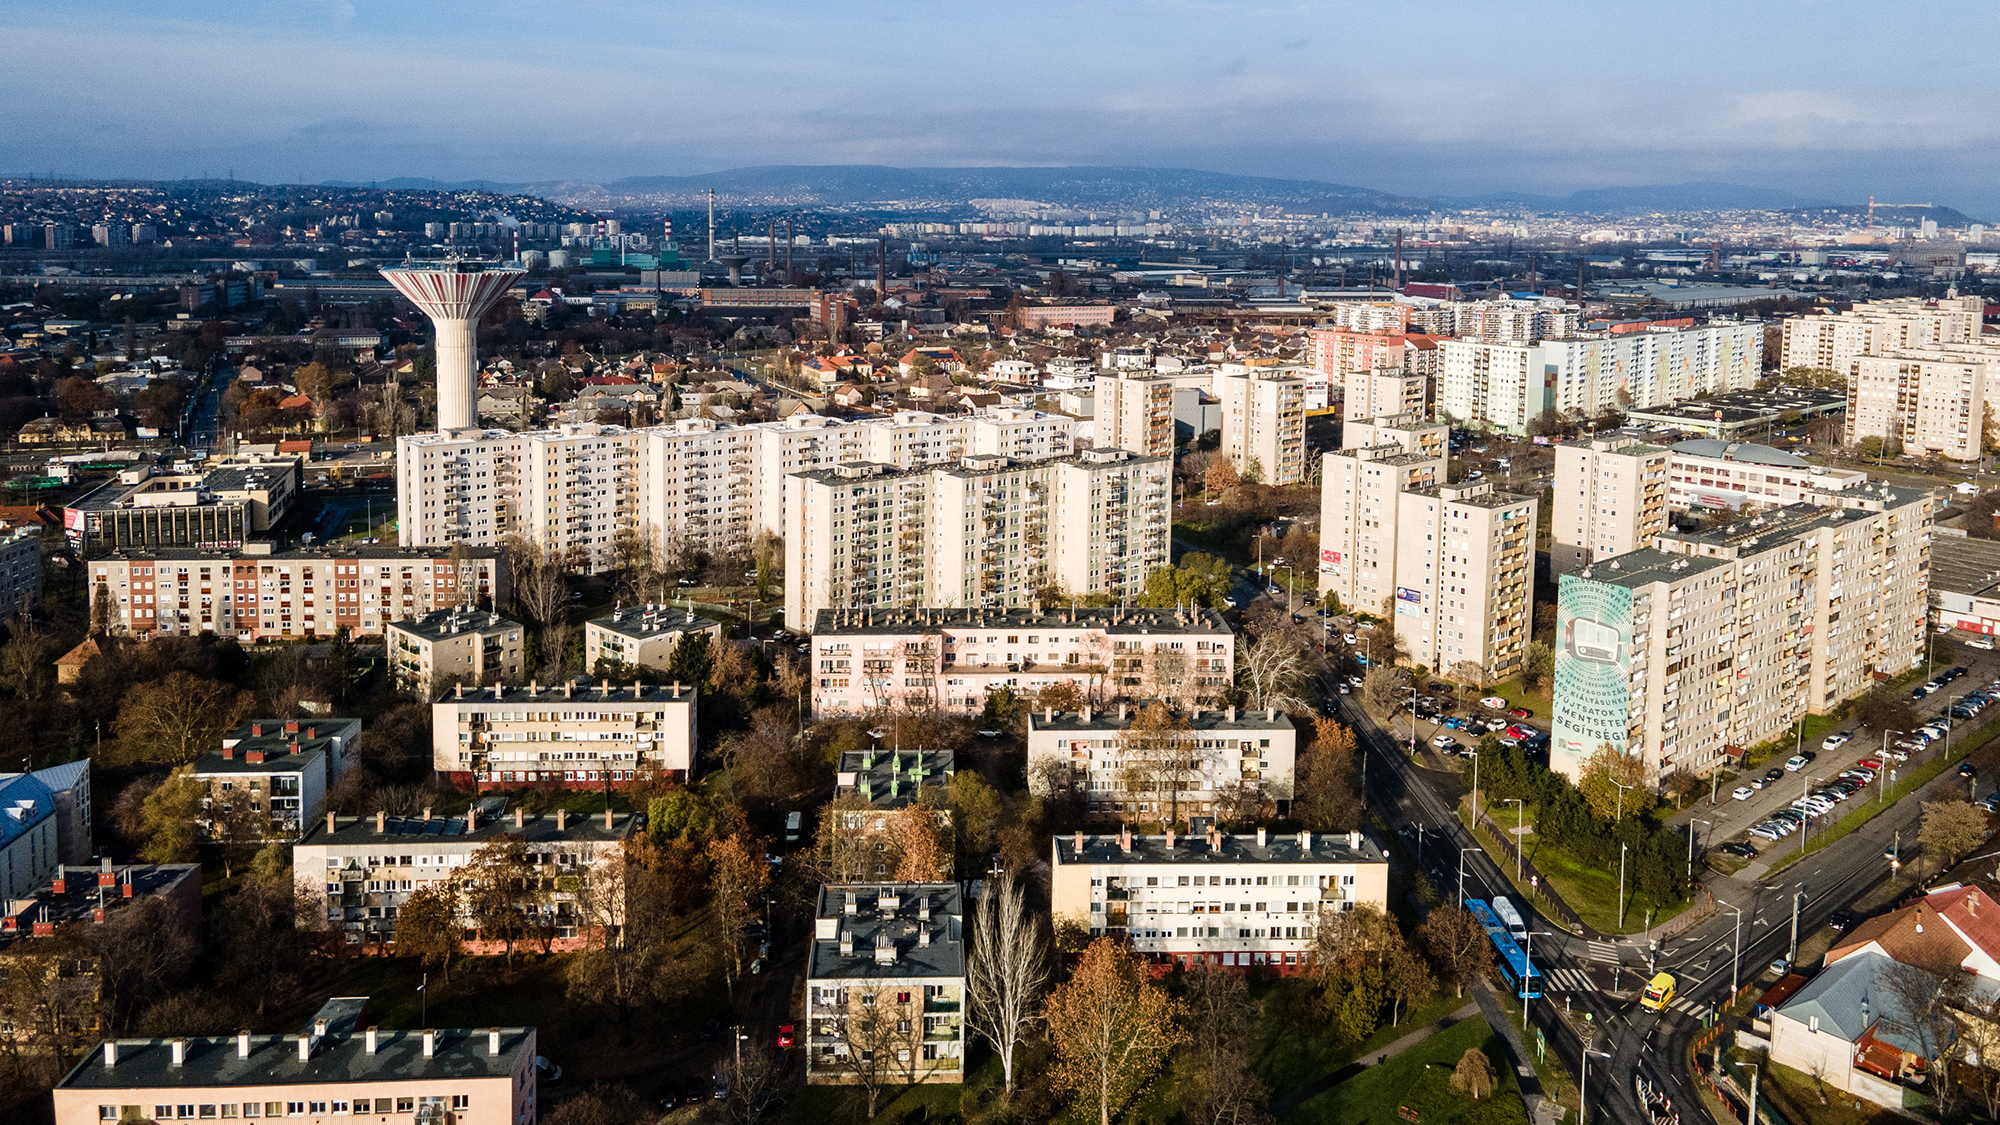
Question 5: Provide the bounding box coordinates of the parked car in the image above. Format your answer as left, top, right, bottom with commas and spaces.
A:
1484, 718, 1509, 732
1763, 768, 1786, 785
1828, 909, 1858, 931
1821, 731, 1854, 750
1431, 734, 1459, 750
1960, 762, 1979, 778
712, 1073, 731, 1101
1508, 707, 1534, 720
1857, 758, 1884, 771
1718, 841, 1760, 858
777, 1024, 796, 1049
1751, 775, 1773, 790
1784, 754, 1809, 772
1480, 696, 1510, 710
1732, 786, 1755, 801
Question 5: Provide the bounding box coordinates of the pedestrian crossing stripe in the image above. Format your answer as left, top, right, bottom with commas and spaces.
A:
1585, 941, 1621, 962
1545, 968, 1592, 990
1667, 998, 1706, 1016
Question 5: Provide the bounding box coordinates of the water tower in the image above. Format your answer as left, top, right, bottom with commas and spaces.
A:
381, 261, 524, 432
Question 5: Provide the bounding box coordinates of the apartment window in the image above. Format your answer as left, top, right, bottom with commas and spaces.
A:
452, 1095, 471, 1110
397, 1099, 416, 1113
98, 1110, 117, 1122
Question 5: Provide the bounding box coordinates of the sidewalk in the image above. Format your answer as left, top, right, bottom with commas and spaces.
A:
1471, 984, 1550, 1123
1267, 1000, 1479, 1115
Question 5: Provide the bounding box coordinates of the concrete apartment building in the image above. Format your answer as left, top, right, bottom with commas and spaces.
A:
1551, 437, 1670, 576
385, 608, 524, 697
1779, 294, 1984, 375
296, 806, 635, 948
1026, 705, 1298, 818
0, 860, 199, 942
87, 545, 509, 641
836, 749, 956, 810
0, 523, 41, 620
1439, 322, 1763, 435
52, 997, 538, 1125
1342, 367, 1431, 424
1552, 485, 1934, 785
431, 679, 699, 785
64, 457, 299, 555
193, 719, 360, 840
1392, 481, 1538, 680
1049, 828, 1389, 972
807, 606, 1235, 716
805, 884, 966, 1087
634, 418, 753, 553
1317, 417, 1447, 619
1217, 365, 1308, 484
783, 449, 1170, 630
1093, 372, 1177, 455
583, 605, 726, 674
1849, 345, 1998, 461
0, 761, 92, 903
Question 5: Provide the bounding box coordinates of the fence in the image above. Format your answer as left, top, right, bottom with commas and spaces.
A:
1473, 807, 1586, 933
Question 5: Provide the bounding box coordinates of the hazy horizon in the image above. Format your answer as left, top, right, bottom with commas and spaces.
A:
9, 0, 2000, 214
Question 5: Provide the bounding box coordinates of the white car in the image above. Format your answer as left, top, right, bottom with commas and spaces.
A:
1732, 786, 1755, 801
1821, 731, 1853, 751
1784, 754, 1809, 771
1431, 735, 1459, 750
1480, 696, 1510, 710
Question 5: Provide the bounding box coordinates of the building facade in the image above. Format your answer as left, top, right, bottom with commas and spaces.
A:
583, 606, 726, 674
1440, 322, 1763, 435
1392, 481, 1538, 680
1049, 829, 1389, 971
1093, 372, 1177, 457
0, 524, 41, 621
431, 680, 699, 785
66, 458, 299, 555
1217, 366, 1308, 485
1026, 706, 1297, 817
805, 884, 965, 1087
1316, 422, 1447, 620
1664, 440, 1868, 513
194, 719, 360, 841
1551, 438, 1670, 577
1848, 345, 1997, 461
386, 609, 524, 697
807, 606, 1235, 716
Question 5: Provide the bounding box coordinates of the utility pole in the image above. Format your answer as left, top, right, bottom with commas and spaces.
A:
1789, 886, 1803, 965
1617, 841, 1629, 928
707, 188, 716, 263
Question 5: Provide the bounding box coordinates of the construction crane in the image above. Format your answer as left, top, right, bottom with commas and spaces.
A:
1868, 194, 1934, 229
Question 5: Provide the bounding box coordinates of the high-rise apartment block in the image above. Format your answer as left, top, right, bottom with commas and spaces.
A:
1551, 438, 1671, 576
87, 546, 508, 641
398, 410, 1077, 569
1317, 418, 1447, 620
1781, 296, 1993, 461
1392, 481, 1538, 679
1779, 295, 1984, 375
807, 606, 1234, 716
1552, 485, 1933, 786
0, 524, 42, 621
1217, 365, 1307, 484
1094, 372, 1177, 456
1342, 368, 1431, 423
1439, 322, 1763, 434
783, 449, 1169, 630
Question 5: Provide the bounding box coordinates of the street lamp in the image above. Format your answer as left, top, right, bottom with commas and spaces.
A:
1458, 847, 1480, 907
1733, 1060, 1761, 1125
1503, 798, 1525, 881
1523, 929, 1552, 1029
1611, 777, 1635, 822
1617, 841, 1629, 928
1718, 899, 1743, 999
1580, 1047, 1614, 1125
1880, 731, 1903, 803
1687, 818, 1711, 882
1798, 775, 1823, 856
1270, 562, 1296, 617
1789, 884, 1805, 965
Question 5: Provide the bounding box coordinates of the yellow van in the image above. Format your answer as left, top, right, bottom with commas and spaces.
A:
1640, 972, 1676, 1012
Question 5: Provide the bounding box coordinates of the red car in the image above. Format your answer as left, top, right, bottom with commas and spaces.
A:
1857, 758, 1885, 772
1508, 707, 1533, 720
776, 1024, 795, 1049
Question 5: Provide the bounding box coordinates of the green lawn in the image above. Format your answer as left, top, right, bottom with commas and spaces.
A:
1282, 1014, 1527, 1125
1255, 977, 1471, 1101
1754, 1057, 1900, 1125
1461, 803, 1691, 936
1480, 677, 1553, 727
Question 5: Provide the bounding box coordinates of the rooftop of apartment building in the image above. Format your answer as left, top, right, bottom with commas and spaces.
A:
388, 606, 519, 644
0, 861, 198, 940
197, 718, 357, 776
435, 678, 697, 706
1624, 385, 1847, 425
88, 544, 503, 563
1340, 447, 1443, 469
809, 883, 964, 981
1927, 535, 2000, 599
1403, 480, 1532, 509
72, 461, 296, 513
301, 803, 636, 846
811, 605, 1232, 636
797, 447, 1167, 486
56, 996, 533, 1091
1662, 487, 1928, 555
1027, 704, 1294, 734
1053, 828, 1386, 867
589, 604, 723, 642
836, 749, 955, 809
1564, 435, 1670, 456
1570, 546, 1733, 588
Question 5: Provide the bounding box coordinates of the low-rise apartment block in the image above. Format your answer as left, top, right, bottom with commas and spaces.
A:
0, 761, 93, 902
0, 860, 200, 940
194, 719, 360, 840
807, 606, 1235, 716
583, 605, 726, 674
87, 545, 509, 641
783, 449, 1170, 629
1553, 485, 1933, 785
1217, 364, 1307, 484
1026, 705, 1298, 817
835, 749, 956, 809
431, 679, 699, 784
1049, 828, 1390, 972
52, 996, 538, 1125
805, 884, 965, 1087
385, 608, 523, 697
1551, 437, 1670, 576
296, 805, 634, 948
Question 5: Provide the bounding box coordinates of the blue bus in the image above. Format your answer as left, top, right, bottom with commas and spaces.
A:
1467, 898, 1543, 999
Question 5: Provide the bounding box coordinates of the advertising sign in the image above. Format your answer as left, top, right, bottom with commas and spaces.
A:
1552, 573, 1633, 775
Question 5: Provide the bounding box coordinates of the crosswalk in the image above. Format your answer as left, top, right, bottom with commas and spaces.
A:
1584, 941, 1622, 963
1665, 996, 1709, 1018
1543, 966, 1594, 991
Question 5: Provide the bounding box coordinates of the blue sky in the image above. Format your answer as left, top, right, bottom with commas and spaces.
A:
7, 0, 2000, 213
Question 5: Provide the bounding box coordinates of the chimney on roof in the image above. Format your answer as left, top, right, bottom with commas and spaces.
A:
556, 809, 567, 831
102, 1041, 117, 1067
467, 805, 478, 831
919, 926, 931, 947
237, 1031, 251, 1059
375, 811, 386, 833
1348, 831, 1361, 850
514, 808, 524, 829
296, 1034, 311, 1062
313, 1019, 328, 1039
285, 720, 299, 734
488, 1029, 502, 1056
605, 808, 614, 830
422, 807, 432, 823
839, 929, 854, 956
1119, 702, 1128, 720
456, 684, 464, 699
633, 680, 642, 699
246, 749, 264, 763
172, 1039, 187, 1067
422, 1030, 436, 1058
1256, 827, 1267, 847
222, 745, 233, 760
251, 723, 262, 737
1227, 706, 1236, 721
364, 1027, 378, 1055
1119, 826, 1132, 853
1072, 830, 1084, 854
1083, 704, 1092, 722
1299, 830, 1312, 852
565, 682, 573, 699
326, 812, 335, 834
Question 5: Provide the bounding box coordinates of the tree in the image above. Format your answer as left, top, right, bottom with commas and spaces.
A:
205, 786, 270, 877
1237, 633, 1311, 712
1418, 904, 1495, 998
1362, 665, 1410, 712
1577, 744, 1653, 821
505, 535, 572, 678
667, 631, 715, 687
887, 806, 950, 882
1203, 457, 1240, 496
1882, 955, 1972, 1115
397, 879, 464, 981
828, 984, 925, 1119
707, 833, 770, 989
463, 834, 537, 966
1294, 718, 1361, 832
1856, 686, 1918, 743
1383, 941, 1437, 1026
1451, 1049, 1496, 1100
947, 770, 1003, 877
1920, 798, 1991, 876
1519, 641, 1553, 692
966, 872, 1051, 1098
1181, 964, 1268, 1125
1045, 938, 1188, 1125
138, 769, 205, 863
1120, 703, 1200, 823
115, 672, 251, 764
567, 851, 698, 1033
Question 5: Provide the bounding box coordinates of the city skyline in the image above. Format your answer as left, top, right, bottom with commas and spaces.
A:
11, 0, 2000, 215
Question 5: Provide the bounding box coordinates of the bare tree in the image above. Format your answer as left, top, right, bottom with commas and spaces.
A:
504, 534, 573, 678
1920, 798, 1991, 877
114, 672, 252, 765
1238, 633, 1312, 712
967, 873, 1051, 1098
826, 985, 925, 1120
708, 833, 770, 990
1882, 956, 1972, 1115
1182, 964, 1269, 1125
1119, 703, 1202, 823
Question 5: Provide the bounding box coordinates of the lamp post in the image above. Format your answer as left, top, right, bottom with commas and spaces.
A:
1734, 1060, 1761, 1125
1524, 929, 1551, 1029
1719, 899, 1743, 998
1470, 749, 1481, 826
1580, 1047, 1614, 1125
1688, 818, 1711, 882
1617, 841, 1629, 928
1798, 775, 1823, 856
1789, 884, 1804, 965
1271, 561, 1296, 617
1503, 798, 1525, 881
1458, 847, 1480, 907
1880, 731, 1902, 802
1611, 777, 1635, 822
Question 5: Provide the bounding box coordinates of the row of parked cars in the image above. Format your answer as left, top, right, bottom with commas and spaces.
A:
1745, 760, 1885, 839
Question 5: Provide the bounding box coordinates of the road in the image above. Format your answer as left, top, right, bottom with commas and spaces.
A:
187, 360, 236, 448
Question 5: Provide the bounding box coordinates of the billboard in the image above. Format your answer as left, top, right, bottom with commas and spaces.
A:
1551, 573, 1633, 779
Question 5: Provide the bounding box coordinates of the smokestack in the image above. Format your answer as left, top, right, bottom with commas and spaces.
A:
878, 236, 887, 306
380, 263, 524, 433
1394, 228, 1404, 289
707, 188, 716, 263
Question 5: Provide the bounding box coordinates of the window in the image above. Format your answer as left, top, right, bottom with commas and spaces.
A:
285, 1104, 304, 1117
397, 1099, 416, 1113
98, 1110, 117, 1122
451, 1095, 471, 1110
308, 1104, 326, 1115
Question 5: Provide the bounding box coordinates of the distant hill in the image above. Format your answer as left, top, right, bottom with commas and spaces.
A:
1448, 181, 1834, 214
